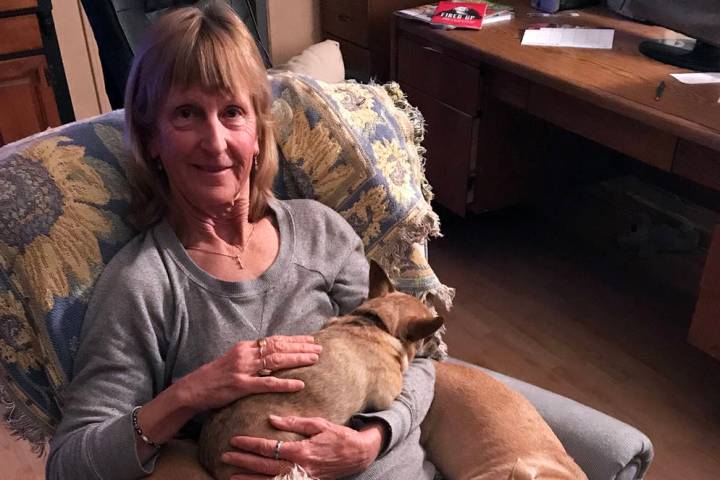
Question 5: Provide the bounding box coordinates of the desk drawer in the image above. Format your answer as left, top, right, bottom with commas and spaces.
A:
0, 14, 42, 56
673, 140, 720, 192
528, 85, 675, 171
397, 34, 482, 115
402, 83, 476, 216
321, 0, 368, 48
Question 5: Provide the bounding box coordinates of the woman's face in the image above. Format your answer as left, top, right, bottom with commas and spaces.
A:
151, 85, 259, 213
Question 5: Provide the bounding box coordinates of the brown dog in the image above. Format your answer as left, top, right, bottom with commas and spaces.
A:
421, 362, 588, 480
197, 262, 444, 480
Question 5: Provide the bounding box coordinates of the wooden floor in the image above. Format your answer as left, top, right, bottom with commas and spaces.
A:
431, 206, 720, 480
2, 205, 719, 479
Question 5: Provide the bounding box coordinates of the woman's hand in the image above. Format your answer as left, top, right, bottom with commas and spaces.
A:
222, 415, 386, 480
176, 335, 322, 413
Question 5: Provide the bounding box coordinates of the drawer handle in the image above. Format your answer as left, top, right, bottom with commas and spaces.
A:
337, 13, 352, 22
422, 45, 443, 54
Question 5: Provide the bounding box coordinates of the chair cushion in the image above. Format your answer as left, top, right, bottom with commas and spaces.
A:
0, 74, 452, 452
276, 39, 345, 83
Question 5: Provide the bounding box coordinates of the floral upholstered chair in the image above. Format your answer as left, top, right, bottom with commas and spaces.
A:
0, 73, 653, 479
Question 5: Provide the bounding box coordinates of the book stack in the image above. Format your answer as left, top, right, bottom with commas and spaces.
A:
397, 1, 515, 29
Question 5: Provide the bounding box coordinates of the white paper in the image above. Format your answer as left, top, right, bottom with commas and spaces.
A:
670, 73, 720, 85
521, 28, 614, 49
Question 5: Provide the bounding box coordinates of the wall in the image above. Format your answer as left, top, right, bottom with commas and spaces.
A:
266, 0, 322, 65
51, 0, 111, 120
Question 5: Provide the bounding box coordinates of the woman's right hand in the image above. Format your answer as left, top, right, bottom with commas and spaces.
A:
177, 335, 322, 413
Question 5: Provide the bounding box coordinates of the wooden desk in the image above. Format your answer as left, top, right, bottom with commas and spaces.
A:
320, 0, 428, 81
390, 0, 720, 358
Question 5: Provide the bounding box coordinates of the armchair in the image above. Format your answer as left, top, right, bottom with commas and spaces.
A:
0, 73, 652, 479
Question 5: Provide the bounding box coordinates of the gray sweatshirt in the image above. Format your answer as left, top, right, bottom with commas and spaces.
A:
46, 199, 436, 480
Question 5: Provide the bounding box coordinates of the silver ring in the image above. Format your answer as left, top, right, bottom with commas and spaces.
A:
274, 440, 283, 460
257, 356, 272, 376
257, 338, 267, 358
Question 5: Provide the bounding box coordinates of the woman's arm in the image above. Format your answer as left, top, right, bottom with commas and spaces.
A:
46, 246, 178, 479
47, 241, 319, 480
222, 204, 437, 477
133, 337, 316, 463
351, 357, 436, 456
227, 359, 435, 479
327, 228, 370, 315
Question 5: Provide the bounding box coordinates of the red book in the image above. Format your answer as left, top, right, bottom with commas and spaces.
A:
431, 1, 489, 29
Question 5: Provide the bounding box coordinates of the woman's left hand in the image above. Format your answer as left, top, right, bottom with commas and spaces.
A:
222, 415, 385, 480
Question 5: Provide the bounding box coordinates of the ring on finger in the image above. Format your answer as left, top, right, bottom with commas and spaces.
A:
274, 440, 284, 460
257, 356, 272, 377
257, 338, 268, 358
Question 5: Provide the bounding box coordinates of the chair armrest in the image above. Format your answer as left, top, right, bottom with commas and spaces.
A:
448, 359, 653, 480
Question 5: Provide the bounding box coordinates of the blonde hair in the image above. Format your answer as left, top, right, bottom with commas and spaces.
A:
124, 1, 277, 229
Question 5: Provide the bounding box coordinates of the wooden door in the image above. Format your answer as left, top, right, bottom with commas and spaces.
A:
0, 55, 60, 146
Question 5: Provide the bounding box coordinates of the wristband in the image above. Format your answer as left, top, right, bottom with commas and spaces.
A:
131, 406, 163, 449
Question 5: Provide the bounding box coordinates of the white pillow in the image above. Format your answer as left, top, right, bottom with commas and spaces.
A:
280, 39, 345, 83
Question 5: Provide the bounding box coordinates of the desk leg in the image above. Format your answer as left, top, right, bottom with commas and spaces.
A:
688, 224, 720, 360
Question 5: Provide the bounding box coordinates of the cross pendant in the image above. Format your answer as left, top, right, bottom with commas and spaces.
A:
234, 255, 244, 269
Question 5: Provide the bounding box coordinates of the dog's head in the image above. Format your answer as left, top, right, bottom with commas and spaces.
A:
351, 261, 444, 350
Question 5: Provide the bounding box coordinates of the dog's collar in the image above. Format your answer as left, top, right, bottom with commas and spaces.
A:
351, 308, 390, 333
329, 309, 390, 333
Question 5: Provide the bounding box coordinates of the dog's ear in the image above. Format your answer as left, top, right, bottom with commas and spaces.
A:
368, 260, 395, 299
356, 294, 444, 341
405, 316, 444, 343
356, 299, 401, 335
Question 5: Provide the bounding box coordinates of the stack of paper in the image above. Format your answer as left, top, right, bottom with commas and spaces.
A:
669, 73, 720, 85
521, 28, 615, 49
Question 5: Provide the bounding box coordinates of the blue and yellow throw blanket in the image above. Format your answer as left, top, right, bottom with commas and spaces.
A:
0, 113, 133, 453
0, 73, 453, 452
270, 73, 453, 315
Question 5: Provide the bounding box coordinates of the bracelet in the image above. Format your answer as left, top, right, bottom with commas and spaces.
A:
131, 406, 163, 449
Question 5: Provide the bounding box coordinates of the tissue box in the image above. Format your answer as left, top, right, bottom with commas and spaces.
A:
531, 0, 600, 13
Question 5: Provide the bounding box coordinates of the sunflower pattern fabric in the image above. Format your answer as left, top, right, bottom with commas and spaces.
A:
0, 111, 134, 452
0, 74, 453, 452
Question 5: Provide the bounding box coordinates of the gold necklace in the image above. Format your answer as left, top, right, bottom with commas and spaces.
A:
186, 223, 256, 269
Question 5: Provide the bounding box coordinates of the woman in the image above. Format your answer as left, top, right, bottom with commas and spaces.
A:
46, 3, 436, 479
